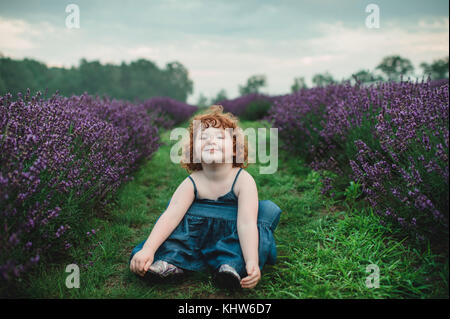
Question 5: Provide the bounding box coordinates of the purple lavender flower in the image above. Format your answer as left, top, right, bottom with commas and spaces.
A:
265, 78, 448, 244
1, 89, 196, 282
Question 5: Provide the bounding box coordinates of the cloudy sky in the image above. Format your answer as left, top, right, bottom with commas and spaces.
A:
0, 0, 448, 104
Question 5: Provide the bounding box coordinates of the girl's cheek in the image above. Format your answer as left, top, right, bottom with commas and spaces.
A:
194, 139, 203, 149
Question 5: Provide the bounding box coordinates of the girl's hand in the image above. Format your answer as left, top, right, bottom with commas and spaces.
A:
130, 248, 154, 277
240, 261, 261, 289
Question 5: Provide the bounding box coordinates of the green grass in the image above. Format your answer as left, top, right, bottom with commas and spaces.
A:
9, 118, 449, 298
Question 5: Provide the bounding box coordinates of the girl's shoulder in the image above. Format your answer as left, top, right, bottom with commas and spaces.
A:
233, 168, 255, 196
189, 170, 202, 181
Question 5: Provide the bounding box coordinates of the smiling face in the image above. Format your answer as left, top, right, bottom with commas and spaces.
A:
194, 126, 234, 164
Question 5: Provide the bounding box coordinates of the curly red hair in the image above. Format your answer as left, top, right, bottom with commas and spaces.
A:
180, 105, 249, 173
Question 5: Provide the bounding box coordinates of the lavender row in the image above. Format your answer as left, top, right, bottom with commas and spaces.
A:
265, 79, 449, 247
0, 91, 197, 282
218, 93, 277, 117
142, 96, 198, 128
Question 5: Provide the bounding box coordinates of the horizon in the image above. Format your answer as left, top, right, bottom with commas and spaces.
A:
0, 0, 448, 104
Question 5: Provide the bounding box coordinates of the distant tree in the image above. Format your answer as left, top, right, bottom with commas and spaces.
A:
47, 66, 82, 97
196, 93, 210, 108
22, 58, 50, 87
0, 57, 35, 97
125, 58, 161, 101
350, 69, 384, 84
420, 56, 449, 80
375, 55, 414, 81
238, 74, 267, 95
0, 56, 194, 103
312, 72, 335, 87
291, 77, 308, 92
163, 61, 194, 102
0, 76, 6, 95
79, 58, 108, 95
211, 89, 228, 104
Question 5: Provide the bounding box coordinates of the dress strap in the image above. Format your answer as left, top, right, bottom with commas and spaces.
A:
187, 176, 197, 199
231, 168, 243, 193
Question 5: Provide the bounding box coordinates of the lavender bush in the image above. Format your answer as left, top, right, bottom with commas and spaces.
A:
142, 96, 198, 128
0, 90, 197, 282
219, 93, 276, 119
266, 78, 449, 248
263, 85, 348, 162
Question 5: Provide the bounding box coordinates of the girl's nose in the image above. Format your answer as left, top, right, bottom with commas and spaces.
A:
206, 141, 217, 148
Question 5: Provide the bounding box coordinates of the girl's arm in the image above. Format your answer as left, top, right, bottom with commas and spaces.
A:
141, 177, 195, 254
236, 171, 260, 288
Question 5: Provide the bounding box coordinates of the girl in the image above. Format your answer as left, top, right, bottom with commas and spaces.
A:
129, 105, 281, 290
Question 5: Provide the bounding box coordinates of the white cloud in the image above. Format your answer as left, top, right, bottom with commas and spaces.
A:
1, 14, 448, 105
127, 46, 161, 60
418, 17, 449, 29
0, 16, 83, 60
0, 17, 35, 50
184, 17, 448, 102
303, 18, 449, 73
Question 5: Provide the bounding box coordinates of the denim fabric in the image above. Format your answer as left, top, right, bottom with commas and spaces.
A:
129, 169, 282, 278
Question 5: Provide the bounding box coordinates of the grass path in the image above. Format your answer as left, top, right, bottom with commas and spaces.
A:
22, 119, 448, 298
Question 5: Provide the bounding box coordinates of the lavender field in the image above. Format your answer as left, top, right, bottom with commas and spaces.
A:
0, 78, 448, 298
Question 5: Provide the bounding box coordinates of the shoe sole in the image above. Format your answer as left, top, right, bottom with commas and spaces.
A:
213, 270, 242, 290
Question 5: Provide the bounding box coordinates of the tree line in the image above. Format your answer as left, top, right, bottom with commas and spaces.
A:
0, 55, 193, 103
0, 53, 447, 107
198, 55, 449, 107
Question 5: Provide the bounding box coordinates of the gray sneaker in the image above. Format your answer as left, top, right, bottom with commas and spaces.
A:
213, 264, 242, 290
146, 260, 184, 280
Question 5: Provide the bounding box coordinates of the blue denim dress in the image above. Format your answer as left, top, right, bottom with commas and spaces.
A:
129, 168, 282, 278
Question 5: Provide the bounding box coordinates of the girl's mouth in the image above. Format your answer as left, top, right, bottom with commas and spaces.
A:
205, 147, 220, 152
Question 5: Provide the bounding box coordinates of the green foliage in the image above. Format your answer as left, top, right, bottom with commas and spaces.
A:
240, 99, 273, 121
305, 55, 446, 89
194, 89, 228, 110
238, 74, 267, 95
376, 55, 414, 81
196, 93, 210, 109
420, 56, 449, 80
350, 69, 384, 84
344, 181, 363, 205
312, 72, 335, 87
291, 77, 308, 92
211, 89, 228, 104
0, 57, 193, 102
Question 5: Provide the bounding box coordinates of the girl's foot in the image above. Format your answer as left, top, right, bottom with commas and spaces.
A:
145, 260, 184, 282
213, 264, 242, 290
